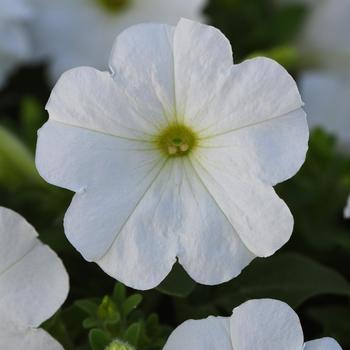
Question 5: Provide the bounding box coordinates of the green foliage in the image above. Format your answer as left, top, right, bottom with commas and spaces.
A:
204, 0, 307, 61
156, 263, 196, 297
73, 283, 171, 350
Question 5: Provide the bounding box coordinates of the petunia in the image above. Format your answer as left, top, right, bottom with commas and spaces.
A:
290, 0, 350, 145
36, 19, 309, 290
0, 0, 32, 88
28, 0, 206, 82
345, 195, 350, 219
300, 71, 350, 146
164, 299, 343, 350
0, 207, 69, 350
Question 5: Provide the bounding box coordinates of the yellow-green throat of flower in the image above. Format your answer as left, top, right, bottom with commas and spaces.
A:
96, 0, 130, 13
105, 339, 135, 350
157, 124, 197, 158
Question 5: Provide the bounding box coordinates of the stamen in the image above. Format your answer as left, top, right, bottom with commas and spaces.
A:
157, 123, 197, 158
168, 146, 178, 155
179, 144, 189, 152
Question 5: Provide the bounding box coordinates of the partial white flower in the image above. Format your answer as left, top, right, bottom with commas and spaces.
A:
0, 207, 69, 350
164, 299, 343, 350
293, 0, 350, 145
0, 0, 32, 88
300, 71, 350, 146
36, 19, 309, 290
29, 0, 206, 82
344, 195, 350, 219
297, 0, 350, 69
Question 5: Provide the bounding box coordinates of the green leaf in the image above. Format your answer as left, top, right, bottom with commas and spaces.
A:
122, 294, 142, 317
215, 253, 350, 309
124, 322, 142, 346
307, 305, 350, 348
248, 45, 298, 70
19, 96, 46, 151
0, 125, 44, 189
75, 299, 99, 316
89, 329, 112, 350
157, 263, 196, 297
82, 317, 97, 329
113, 283, 126, 305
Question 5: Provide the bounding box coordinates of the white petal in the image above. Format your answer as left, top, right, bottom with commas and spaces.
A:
96, 160, 180, 290
109, 24, 175, 123
0, 0, 32, 19
191, 150, 294, 257
164, 316, 232, 350
36, 121, 164, 262
201, 108, 308, 186
300, 71, 350, 145
109, 23, 176, 123
46, 66, 161, 139
173, 18, 233, 121
188, 57, 303, 139
230, 299, 304, 350
304, 338, 343, 350
98, 159, 254, 289
0, 322, 63, 350
0, 207, 69, 328
344, 195, 350, 219
177, 159, 255, 285
28, 0, 206, 81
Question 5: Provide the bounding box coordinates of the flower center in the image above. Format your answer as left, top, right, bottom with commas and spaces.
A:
106, 339, 135, 350
95, 0, 130, 13
157, 124, 197, 158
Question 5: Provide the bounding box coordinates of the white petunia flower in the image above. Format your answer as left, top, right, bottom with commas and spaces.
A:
344, 195, 350, 219
36, 19, 309, 290
293, 0, 350, 145
0, 0, 32, 88
0, 207, 69, 350
300, 71, 350, 146
29, 0, 206, 82
164, 299, 343, 350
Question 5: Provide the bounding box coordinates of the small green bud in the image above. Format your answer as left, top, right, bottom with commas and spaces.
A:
98, 296, 117, 320
105, 339, 135, 350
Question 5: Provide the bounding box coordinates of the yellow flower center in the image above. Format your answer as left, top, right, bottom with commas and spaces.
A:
157, 124, 197, 158
95, 0, 130, 13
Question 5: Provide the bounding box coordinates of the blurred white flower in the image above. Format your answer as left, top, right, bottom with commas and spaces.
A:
345, 195, 350, 219
0, 207, 69, 350
295, 0, 350, 145
300, 71, 350, 146
0, 0, 32, 88
29, 0, 206, 82
36, 19, 308, 290
164, 299, 343, 350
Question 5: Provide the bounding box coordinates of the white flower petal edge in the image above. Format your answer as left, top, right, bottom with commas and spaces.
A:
0, 207, 69, 350
344, 195, 350, 219
164, 316, 232, 349
36, 19, 308, 290
163, 299, 343, 350
304, 338, 343, 350
29, 0, 206, 81
0, 323, 63, 350
230, 299, 304, 350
